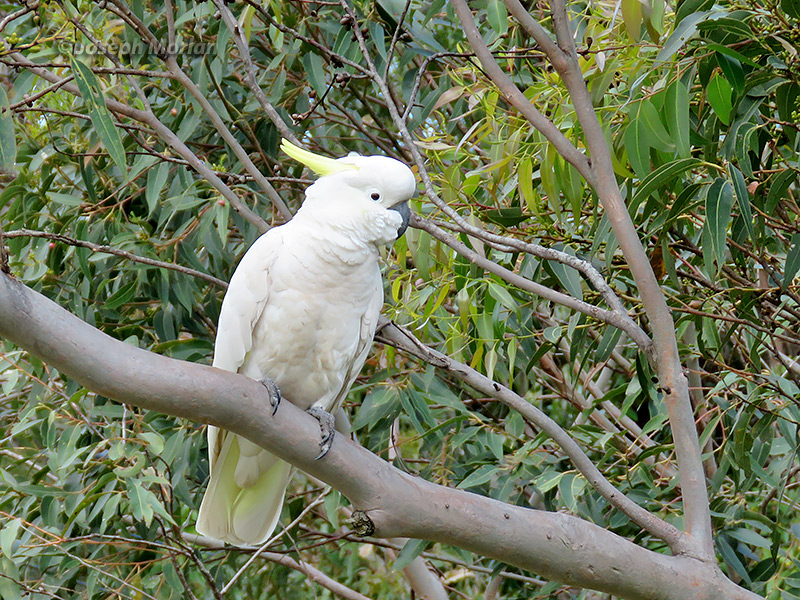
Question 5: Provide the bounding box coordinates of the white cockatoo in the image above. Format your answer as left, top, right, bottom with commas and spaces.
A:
196, 139, 415, 546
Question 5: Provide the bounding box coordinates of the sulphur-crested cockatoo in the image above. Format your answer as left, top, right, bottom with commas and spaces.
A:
196, 139, 415, 546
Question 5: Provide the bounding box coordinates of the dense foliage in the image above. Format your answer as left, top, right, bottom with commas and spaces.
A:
0, 0, 798, 598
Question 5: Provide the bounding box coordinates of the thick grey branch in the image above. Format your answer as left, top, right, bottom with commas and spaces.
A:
544, 0, 714, 559
0, 274, 760, 600
455, 0, 714, 560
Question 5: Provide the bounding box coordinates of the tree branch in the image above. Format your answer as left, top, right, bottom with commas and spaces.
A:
4, 229, 227, 288
0, 273, 760, 600
452, 0, 714, 561
544, 0, 714, 560
375, 318, 686, 552
184, 532, 374, 600
7, 53, 271, 233
448, 0, 593, 185
209, 0, 301, 146
411, 214, 652, 352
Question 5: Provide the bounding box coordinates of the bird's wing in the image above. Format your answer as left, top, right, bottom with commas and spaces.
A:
207, 230, 282, 471
199, 228, 294, 546
333, 275, 384, 411
212, 229, 283, 373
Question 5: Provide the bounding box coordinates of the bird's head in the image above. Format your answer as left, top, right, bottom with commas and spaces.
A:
281, 139, 416, 242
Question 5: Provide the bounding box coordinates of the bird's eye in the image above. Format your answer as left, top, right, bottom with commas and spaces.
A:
370, 191, 381, 201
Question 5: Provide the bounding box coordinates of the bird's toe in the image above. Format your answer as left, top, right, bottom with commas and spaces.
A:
259, 377, 282, 415
308, 406, 336, 459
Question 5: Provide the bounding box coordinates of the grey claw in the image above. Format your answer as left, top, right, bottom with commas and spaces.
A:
307, 406, 336, 459
260, 377, 281, 415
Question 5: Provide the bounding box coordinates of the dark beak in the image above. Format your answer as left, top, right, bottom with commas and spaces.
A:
389, 201, 410, 239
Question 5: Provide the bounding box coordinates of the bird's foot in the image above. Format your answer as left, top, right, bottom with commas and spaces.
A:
307, 406, 335, 459
259, 377, 281, 416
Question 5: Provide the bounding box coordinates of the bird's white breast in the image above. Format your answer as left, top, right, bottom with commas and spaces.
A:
237, 222, 382, 411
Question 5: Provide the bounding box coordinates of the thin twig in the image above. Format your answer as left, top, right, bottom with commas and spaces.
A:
4, 229, 227, 288
184, 532, 375, 600
220, 494, 328, 593
7, 52, 271, 232
210, 0, 301, 146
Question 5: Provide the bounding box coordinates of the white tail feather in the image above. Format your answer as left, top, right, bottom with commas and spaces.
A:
197, 432, 292, 546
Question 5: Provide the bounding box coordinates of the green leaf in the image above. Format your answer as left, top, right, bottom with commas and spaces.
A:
0, 86, 17, 176
727, 528, 772, 549
126, 479, 154, 526
706, 43, 762, 68
727, 164, 755, 244
657, 8, 723, 62
146, 162, 170, 215
624, 106, 656, 178
707, 74, 733, 125
487, 281, 518, 311
486, 0, 508, 36
717, 54, 745, 95
718, 535, 752, 585
394, 538, 429, 570
558, 473, 586, 512
766, 169, 797, 213
0, 518, 21, 558
784, 233, 800, 290
665, 79, 690, 157
534, 470, 564, 493
0, 573, 21, 600
550, 259, 583, 301
517, 157, 537, 213
457, 464, 497, 489
639, 98, 675, 152
621, 0, 643, 40
631, 157, 701, 206
352, 386, 400, 430
781, 0, 800, 18
541, 145, 561, 209
302, 53, 327, 96
482, 206, 530, 227
595, 326, 624, 362
70, 57, 128, 176
704, 178, 733, 268
104, 280, 138, 310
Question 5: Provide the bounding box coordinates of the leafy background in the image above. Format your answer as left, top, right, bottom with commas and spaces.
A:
0, 0, 799, 598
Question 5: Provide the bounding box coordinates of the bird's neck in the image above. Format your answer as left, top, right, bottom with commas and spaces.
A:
288, 210, 379, 267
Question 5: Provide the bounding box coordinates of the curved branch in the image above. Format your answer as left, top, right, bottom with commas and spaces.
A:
449, 0, 593, 184
411, 214, 653, 351
165, 57, 292, 221
453, 0, 714, 560
0, 273, 759, 600
4, 229, 227, 288
422, 215, 653, 354
375, 318, 684, 551
7, 53, 270, 233
185, 533, 373, 600
210, 0, 301, 146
